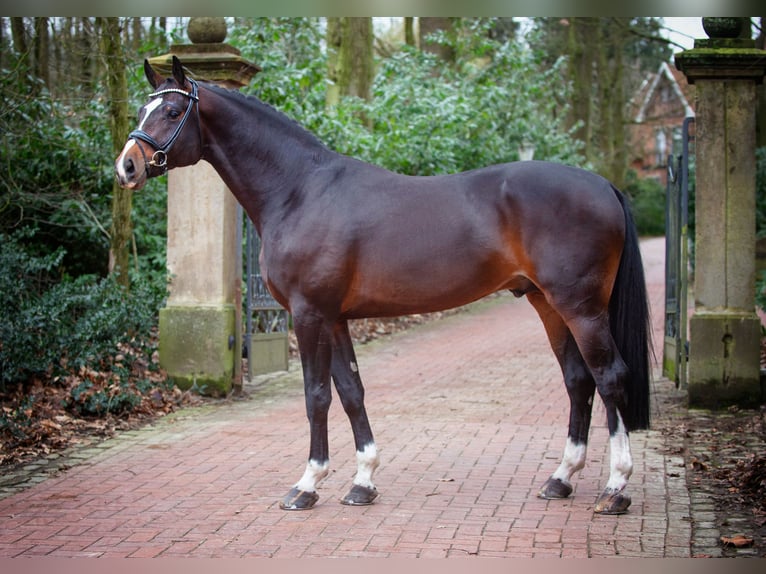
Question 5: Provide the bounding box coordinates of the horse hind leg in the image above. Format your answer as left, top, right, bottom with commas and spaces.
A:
331, 321, 380, 506
567, 314, 634, 515
528, 293, 596, 501
539, 350, 596, 500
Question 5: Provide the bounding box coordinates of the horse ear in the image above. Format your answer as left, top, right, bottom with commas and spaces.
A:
171, 55, 186, 86
144, 59, 163, 89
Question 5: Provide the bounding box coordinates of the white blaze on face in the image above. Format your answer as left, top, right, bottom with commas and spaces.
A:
115, 139, 137, 183
294, 459, 329, 492
138, 97, 165, 131
115, 97, 166, 184
605, 412, 633, 492
551, 437, 587, 485
352, 443, 379, 489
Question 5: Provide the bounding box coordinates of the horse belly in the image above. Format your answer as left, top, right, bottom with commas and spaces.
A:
341, 240, 516, 318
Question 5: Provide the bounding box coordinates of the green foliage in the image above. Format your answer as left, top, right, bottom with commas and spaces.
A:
623, 171, 666, 237
0, 395, 35, 441
68, 378, 141, 416
326, 24, 584, 175
229, 18, 328, 120
754, 148, 766, 313
1, 45, 169, 279
66, 366, 167, 417
0, 231, 167, 392
756, 147, 766, 239
229, 18, 584, 177
756, 271, 766, 316
0, 60, 112, 275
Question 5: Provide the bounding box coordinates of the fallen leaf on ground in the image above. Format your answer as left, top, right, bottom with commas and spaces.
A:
720, 534, 754, 548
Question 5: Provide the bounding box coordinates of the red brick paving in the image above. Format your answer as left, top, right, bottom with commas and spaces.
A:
0, 238, 692, 557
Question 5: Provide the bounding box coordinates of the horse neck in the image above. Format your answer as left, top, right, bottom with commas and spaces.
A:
197, 84, 332, 234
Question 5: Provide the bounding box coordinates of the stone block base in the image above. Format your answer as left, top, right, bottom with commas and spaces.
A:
159, 304, 235, 396
688, 311, 763, 408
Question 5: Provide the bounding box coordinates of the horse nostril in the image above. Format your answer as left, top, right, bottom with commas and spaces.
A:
125, 158, 135, 176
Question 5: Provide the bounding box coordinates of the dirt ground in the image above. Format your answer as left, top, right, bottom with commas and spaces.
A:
656, 384, 766, 558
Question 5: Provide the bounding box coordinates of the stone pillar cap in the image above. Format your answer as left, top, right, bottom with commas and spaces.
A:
147, 46, 260, 90
675, 48, 766, 84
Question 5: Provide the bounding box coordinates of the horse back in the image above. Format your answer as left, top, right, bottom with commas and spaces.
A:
264, 159, 625, 320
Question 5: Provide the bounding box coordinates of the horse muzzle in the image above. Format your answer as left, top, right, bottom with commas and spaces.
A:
115, 139, 150, 190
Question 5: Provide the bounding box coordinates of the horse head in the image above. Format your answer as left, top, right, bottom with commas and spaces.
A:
115, 55, 202, 190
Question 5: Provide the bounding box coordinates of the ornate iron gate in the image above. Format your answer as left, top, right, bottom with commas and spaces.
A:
663, 117, 694, 388
244, 212, 289, 378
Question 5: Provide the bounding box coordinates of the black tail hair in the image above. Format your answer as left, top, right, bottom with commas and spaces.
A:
609, 188, 652, 431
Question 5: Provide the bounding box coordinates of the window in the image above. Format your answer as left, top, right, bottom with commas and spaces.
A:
655, 129, 667, 166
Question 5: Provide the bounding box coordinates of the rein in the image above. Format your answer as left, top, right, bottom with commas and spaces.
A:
128, 78, 200, 173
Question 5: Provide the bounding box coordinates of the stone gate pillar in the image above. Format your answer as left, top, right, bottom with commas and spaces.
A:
150, 18, 259, 395
675, 17, 766, 408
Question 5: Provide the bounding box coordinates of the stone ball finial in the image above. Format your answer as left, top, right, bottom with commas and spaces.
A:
701, 17, 747, 39
188, 17, 228, 44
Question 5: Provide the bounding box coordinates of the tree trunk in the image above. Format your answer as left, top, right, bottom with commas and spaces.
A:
338, 17, 374, 101
419, 17, 456, 62
100, 17, 133, 288
404, 17, 415, 47
594, 20, 627, 190
33, 17, 50, 88
326, 17, 374, 109
11, 17, 28, 58
78, 18, 97, 98
566, 18, 595, 161
609, 23, 627, 191
131, 17, 142, 53
325, 17, 341, 108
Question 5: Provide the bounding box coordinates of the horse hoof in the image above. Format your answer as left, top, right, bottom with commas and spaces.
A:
279, 487, 319, 510
340, 484, 379, 506
537, 477, 573, 499
594, 489, 631, 515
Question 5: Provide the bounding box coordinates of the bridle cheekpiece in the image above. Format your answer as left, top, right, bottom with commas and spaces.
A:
128, 78, 200, 173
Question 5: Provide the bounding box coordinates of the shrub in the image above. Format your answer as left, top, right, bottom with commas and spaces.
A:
319, 33, 584, 175
0, 231, 167, 393
622, 170, 666, 237
755, 147, 766, 314
229, 18, 584, 177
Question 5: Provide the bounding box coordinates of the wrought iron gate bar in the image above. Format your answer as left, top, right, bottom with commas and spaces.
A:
244, 212, 289, 379
663, 117, 694, 388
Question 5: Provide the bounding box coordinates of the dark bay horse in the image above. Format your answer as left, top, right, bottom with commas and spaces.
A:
116, 56, 651, 515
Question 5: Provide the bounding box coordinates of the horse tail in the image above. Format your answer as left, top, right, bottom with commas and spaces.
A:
609, 187, 652, 431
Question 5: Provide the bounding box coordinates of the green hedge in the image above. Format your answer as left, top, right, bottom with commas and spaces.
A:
0, 230, 167, 395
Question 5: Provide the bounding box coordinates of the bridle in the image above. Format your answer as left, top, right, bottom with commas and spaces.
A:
128, 78, 201, 173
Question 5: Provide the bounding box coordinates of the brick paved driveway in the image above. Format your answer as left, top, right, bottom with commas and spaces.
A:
0, 238, 692, 558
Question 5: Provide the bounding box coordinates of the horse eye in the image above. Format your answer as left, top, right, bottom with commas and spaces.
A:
167, 109, 181, 120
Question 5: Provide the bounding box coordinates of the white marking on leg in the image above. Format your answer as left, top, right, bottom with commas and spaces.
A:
294, 459, 329, 492
352, 443, 379, 489
605, 412, 633, 492
551, 437, 587, 485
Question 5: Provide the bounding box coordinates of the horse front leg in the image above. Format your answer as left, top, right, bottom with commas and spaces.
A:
331, 321, 379, 505
280, 311, 334, 511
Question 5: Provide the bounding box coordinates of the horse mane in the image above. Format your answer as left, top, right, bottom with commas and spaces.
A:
203, 82, 329, 151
